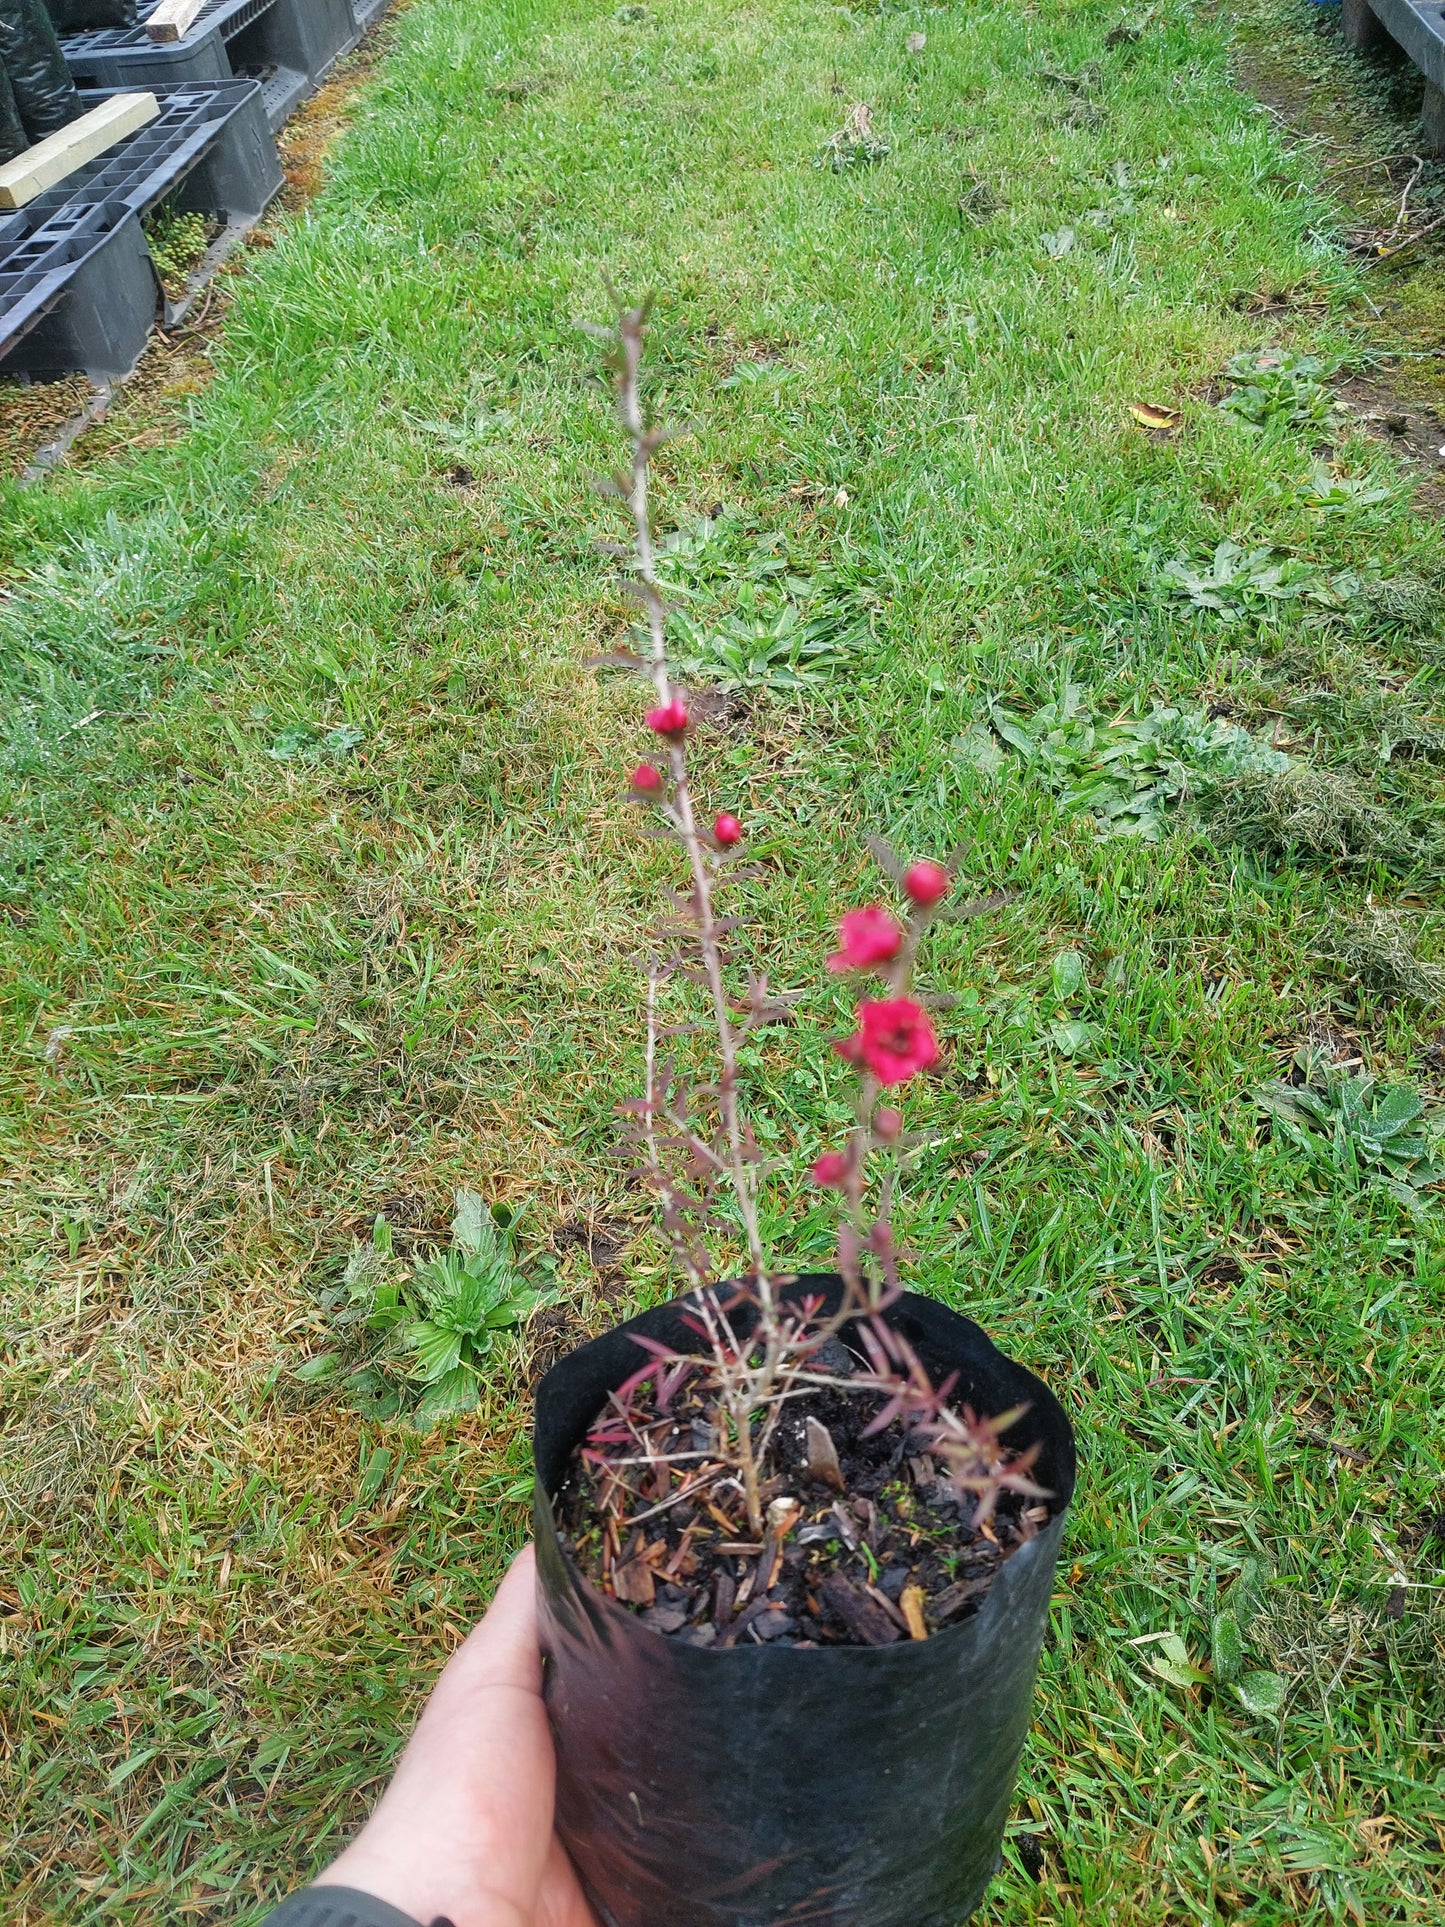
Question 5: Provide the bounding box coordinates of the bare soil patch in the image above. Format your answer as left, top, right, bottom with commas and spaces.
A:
1234, 8, 1445, 513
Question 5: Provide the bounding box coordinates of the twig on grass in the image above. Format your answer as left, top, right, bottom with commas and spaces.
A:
1366, 210, 1445, 265
1392, 156, 1424, 232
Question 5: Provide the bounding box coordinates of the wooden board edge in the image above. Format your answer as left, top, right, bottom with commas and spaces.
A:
0, 94, 161, 212
144, 0, 209, 43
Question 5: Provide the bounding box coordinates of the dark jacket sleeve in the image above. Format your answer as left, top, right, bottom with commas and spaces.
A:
259, 1886, 430, 1927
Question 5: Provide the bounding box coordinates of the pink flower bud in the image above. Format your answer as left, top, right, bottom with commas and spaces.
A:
714, 812, 743, 846
645, 700, 689, 737
874, 1107, 904, 1141
811, 1151, 850, 1189
902, 860, 950, 907
828, 905, 903, 973
631, 762, 664, 793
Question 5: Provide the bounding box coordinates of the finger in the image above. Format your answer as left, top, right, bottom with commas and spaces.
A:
320, 1544, 557, 1926
420, 1544, 543, 1711
537, 1835, 599, 1927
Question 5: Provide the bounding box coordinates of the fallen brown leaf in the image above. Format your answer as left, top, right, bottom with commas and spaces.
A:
804, 1416, 845, 1489
1128, 401, 1183, 433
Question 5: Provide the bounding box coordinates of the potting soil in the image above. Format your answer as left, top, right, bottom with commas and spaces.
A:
556, 1339, 1049, 1649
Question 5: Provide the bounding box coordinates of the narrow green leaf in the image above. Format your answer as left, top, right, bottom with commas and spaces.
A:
107, 1744, 161, 1788
406, 1320, 463, 1382
358, 1445, 392, 1504
1211, 1610, 1244, 1684
452, 1188, 489, 1257
1051, 949, 1085, 1000
294, 1352, 340, 1384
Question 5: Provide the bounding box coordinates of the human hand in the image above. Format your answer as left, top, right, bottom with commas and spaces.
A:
319, 1545, 597, 1927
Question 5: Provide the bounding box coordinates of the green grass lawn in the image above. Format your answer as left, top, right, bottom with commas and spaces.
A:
3, 0, 1444, 1919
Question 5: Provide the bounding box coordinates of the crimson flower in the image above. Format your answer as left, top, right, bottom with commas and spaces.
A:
714, 812, 743, 846
811, 1150, 850, 1189
631, 762, 664, 793
828, 905, 903, 973
850, 997, 940, 1085
645, 700, 689, 737
902, 860, 950, 907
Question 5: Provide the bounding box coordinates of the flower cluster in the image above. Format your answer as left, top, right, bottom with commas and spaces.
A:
627, 708, 949, 1220
808, 861, 950, 1205
627, 692, 949, 1193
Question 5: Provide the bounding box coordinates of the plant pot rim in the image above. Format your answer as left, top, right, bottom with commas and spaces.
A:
533, 1271, 1077, 1661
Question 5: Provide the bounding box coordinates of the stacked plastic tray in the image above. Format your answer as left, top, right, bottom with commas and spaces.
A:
61, 0, 362, 133
0, 82, 281, 377
0, 0, 394, 381
1341, 0, 1445, 151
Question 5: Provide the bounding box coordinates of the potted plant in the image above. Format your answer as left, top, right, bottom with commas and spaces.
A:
532, 301, 1077, 1927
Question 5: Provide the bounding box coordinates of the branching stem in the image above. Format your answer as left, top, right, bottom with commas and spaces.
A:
585, 298, 1031, 1564
615, 304, 770, 1313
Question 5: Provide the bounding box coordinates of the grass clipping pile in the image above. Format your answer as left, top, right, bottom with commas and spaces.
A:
556, 1330, 1050, 1650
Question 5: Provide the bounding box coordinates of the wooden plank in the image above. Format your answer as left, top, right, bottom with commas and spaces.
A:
0, 94, 160, 213
144, 0, 209, 42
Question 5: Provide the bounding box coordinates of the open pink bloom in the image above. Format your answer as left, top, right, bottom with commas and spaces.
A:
827, 905, 903, 973
645, 700, 689, 737
902, 860, 950, 907
714, 812, 743, 846
852, 997, 940, 1084
811, 1150, 850, 1189
631, 762, 664, 793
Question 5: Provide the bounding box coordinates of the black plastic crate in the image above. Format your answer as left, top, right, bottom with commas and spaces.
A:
61, 0, 361, 132
1342, 0, 1445, 150
0, 81, 281, 378
1366, 0, 1445, 86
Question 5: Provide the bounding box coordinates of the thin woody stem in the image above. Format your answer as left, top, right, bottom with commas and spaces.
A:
677, 791, 768, 1292
615, 303, 770, 1305
732, 1407, 764, 1538
615, 310, 670, 698
644, 968, 707, 1291
835, 894, 941, 1299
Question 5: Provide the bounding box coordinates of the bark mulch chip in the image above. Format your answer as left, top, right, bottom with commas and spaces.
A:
555, 1352, 1047, 1649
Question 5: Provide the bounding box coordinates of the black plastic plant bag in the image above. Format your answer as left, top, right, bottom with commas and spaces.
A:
43, 0, 138, 33
534, 1273, 1077, 1927
0, 58, 27, 163
0, 0, 81, 142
